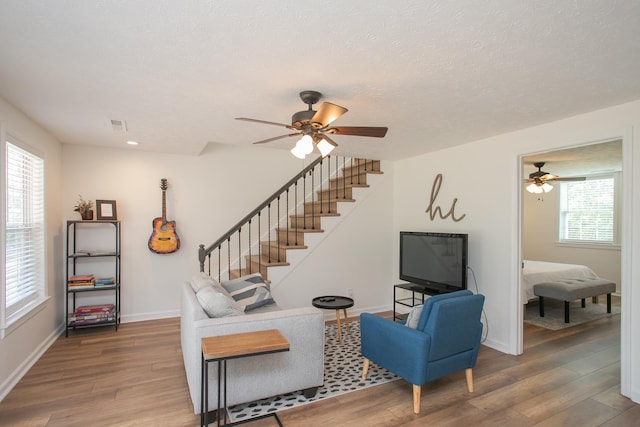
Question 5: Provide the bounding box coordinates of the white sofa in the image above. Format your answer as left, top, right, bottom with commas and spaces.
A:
180, 275, 325, 414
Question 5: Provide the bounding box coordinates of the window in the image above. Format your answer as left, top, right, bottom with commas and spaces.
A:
2, 136, 45, 329
558, 174, 619, 244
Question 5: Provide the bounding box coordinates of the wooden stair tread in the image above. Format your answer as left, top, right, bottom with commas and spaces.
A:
315, 197, 356, 202
276, 227, 324, 233
330, 181, 370, 187
246, 255, 289, 267
342, 169, 383, 176
289, 212, 340, 218
261, 243, 308, 250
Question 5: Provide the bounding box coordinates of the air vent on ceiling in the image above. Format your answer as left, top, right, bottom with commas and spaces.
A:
110, 119, 128, 132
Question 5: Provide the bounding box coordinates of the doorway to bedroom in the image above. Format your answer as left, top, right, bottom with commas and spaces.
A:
521, 139, 622, 337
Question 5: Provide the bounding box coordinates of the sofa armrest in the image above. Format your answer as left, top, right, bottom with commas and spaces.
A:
181, 289, 325, 413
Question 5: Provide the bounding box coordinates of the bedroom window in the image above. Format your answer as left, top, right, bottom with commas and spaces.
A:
2, 135, 46, 335
558, 174, 619, 245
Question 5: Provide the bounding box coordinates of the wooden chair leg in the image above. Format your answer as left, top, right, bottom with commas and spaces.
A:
361, 358, 370, 380
413, 384, 421, 414
465, 368, 474, 393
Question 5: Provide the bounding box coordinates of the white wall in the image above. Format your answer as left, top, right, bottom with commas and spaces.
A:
271, 165, 394, 318
392, 99, 640, 403
523, 187, 621, 290
62, 145, 396, 322
0, 98, 64, 400
62, 143, 305, 321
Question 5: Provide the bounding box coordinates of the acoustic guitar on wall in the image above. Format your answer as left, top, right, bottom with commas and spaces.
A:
148, 178, 180, 254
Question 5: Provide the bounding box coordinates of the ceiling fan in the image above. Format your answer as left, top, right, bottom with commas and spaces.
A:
236, 90, 388, 159
524, 162, 586, 193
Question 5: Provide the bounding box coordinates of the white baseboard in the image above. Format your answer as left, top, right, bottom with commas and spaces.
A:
120, 309, 179, 324
0, 323, 65, 402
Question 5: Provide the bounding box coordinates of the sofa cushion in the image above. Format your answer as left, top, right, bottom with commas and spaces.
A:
196, 286, 244, 318
190, 272, 219, 293
221, 273, 275, 311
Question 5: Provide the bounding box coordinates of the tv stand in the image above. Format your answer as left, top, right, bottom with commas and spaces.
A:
393, 283, 443, 322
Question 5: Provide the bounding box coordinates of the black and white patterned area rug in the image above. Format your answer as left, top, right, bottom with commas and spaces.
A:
228, 321, 399, 422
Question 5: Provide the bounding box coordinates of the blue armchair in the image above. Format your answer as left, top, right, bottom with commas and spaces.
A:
360, 290, 484, 414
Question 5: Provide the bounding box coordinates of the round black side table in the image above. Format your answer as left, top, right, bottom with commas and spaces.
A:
312, 296, 354, 345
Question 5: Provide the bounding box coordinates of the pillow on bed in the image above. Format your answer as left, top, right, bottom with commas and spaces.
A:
196, 286, 244, 318
221, 273, 275, 311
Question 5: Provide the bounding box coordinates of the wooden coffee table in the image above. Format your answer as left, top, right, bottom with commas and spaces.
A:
312, 296, 354, 345
201, 329, 290, 426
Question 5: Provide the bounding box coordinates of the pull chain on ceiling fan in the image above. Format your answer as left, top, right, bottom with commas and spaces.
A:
236, 90, 388, 159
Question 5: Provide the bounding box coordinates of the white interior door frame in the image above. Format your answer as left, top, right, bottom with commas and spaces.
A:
514, 130, 635, 401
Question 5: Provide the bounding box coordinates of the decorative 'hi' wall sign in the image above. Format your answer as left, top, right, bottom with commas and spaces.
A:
425, 174, 466, 222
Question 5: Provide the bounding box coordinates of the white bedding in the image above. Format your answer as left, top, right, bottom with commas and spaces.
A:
522, 260, 599, 304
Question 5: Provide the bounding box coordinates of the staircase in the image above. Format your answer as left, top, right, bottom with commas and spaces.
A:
199, 156, 382, 282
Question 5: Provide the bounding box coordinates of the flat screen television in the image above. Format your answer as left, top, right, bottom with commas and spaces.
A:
399, 231, 468, 294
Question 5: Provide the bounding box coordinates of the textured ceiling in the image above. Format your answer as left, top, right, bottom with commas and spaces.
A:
0, 1, 639, 160
523, 139, 622, 179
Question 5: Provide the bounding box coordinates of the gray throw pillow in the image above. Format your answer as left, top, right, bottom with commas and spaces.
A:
405, 304, 424, 329
190, 272, 219, 293
196, 286, 244, 318
221, 273, 275, 311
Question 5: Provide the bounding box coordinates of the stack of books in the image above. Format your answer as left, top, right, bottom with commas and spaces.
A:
68, 274, 96, 289
69, 304, 116, 325
95, 277, 115, 287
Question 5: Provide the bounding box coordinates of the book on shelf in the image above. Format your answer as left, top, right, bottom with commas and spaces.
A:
69, 317, 116, 326
74, 304, 115, 313
67, 284, 94, 290
95, 277, 115, 286
69, 274, 94, 282
70, 313, 113, 321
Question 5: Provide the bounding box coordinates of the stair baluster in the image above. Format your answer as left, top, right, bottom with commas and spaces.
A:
198, 156, 382, 282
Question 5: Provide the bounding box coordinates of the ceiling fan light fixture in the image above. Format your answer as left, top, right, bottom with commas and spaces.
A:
526, 183, 543, 194
316, 138, 335, 157
526, 181, 554, 193
542, 182, 554, 192
296, 134, 314, 155
291, 144, 307, 159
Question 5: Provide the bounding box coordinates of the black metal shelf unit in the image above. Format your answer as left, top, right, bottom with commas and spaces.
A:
65, 220, 121, 336
393, 283, 441, 322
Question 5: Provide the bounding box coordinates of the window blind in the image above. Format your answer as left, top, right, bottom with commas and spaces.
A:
560, 178, 615, 243
5, 140, 44, 318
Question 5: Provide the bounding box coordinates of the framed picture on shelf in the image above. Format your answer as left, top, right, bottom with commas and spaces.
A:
96, 200, 117, 220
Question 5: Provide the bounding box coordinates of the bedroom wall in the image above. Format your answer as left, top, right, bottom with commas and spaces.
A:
523, 187, 621, 291
0, 98, 64, 400
392, 99, 640, 403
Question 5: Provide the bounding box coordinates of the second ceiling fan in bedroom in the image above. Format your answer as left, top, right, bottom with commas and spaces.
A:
236, 90, 388, 159
524, 162, 586, 193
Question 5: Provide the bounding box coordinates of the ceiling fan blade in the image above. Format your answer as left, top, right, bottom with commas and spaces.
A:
236, 117, 297, 130
548, 177, 586, 182
252, 133, 301, 144
311, 102, 348, 127
320, 134, 339, 147
326, 126, 388, 138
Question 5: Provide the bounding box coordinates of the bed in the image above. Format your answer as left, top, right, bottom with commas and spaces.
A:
522, 260, 599, 304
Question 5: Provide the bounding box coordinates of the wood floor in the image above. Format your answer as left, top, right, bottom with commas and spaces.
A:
1, 303, 638, 427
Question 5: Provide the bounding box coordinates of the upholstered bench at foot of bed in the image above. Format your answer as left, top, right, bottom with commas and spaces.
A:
533, 278, 616, 324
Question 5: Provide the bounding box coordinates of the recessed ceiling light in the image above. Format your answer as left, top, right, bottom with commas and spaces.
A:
126, 140, 139, 146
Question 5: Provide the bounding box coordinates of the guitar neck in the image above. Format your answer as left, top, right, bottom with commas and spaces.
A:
162, 189, 167, 222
